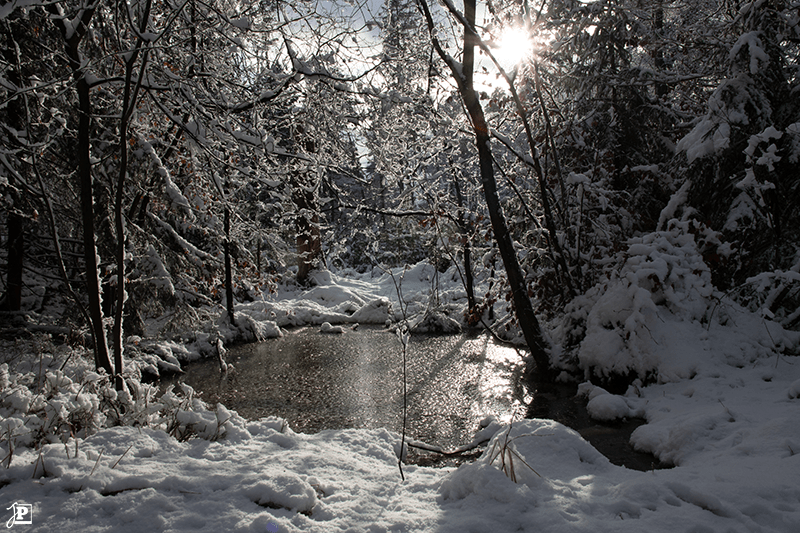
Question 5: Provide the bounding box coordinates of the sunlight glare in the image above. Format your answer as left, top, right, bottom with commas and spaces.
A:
493, 26, 535, 68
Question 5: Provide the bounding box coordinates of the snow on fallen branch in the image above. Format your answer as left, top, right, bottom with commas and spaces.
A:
407, 416, 504, 456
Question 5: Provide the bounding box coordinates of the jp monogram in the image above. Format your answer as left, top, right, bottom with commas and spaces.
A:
5, 503, 32, 528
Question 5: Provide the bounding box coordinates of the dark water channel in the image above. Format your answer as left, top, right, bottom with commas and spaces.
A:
164, 325, 663, 470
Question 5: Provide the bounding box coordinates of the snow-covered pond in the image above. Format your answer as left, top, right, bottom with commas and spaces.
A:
165, 326, 526, 455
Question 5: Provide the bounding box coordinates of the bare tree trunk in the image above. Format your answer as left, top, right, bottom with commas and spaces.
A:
78, 70, 113, 375
653, 2, 669, 99
224, 205, 235, 325
418, 0, 552, 381
111, 0, 152, 390
452, 169, 475, 313
78, 71, 113, 375
49, 3, 114, 375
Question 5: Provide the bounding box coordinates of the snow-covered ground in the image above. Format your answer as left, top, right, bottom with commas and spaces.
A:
2, 239, 800, 532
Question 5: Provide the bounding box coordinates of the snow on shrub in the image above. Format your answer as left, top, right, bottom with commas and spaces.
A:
556, 218, 720, 384
410, 308, 462, 333
0, 344, 249, 469
0, 363, 107, 454
140, 244, 175, 295
242, 473, 317, 514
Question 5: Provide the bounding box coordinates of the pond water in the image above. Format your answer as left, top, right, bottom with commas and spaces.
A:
164, 325, 664, 470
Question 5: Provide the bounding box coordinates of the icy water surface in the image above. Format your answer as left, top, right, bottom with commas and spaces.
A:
168, 326, 524, 450
165, 325, 664, 470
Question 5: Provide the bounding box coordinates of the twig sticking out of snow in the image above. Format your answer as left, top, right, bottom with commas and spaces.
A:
486, 416, 542, 482
407, 415, 504, 456
79, 448, 104, 491
110, 445, 133, 469
375, 262, 411, 481
31, 451, 46, 478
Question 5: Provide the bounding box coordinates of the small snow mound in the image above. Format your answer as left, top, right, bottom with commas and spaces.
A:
140, 342, 181, 369
440, 461, 532, 502
405, 262, 436, 283
243, 473, 317, 513
156, 355, 183, 374
258, 320, 283, 339
587, 392, 633, 421
239, 315, 283, 341
473, 416, 504, 443
308, 269, 333, 286
350, 297, 392, 323
441, 419, 610, 502
580, 383, 640, 421
411, 310, 462, 333
788, 379, 800, 399
320, 322, 345, 334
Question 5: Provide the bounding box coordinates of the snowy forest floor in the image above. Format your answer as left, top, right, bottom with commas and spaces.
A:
2, 262, 800, 532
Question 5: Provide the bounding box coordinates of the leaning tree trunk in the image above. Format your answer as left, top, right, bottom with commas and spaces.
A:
418, 0, 552, 381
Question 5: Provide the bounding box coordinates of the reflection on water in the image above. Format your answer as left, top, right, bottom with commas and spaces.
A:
163, 325, 667, 470
164, 326, 525, 451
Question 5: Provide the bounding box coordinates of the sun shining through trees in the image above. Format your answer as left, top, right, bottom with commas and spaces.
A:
491, 25, 536, 69
476, 22, 548, 93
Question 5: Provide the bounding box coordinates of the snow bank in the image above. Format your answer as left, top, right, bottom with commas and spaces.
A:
440, 414, 799, 531
124, 260, 487, 376
233, 263, 470, 337
441, 419, 611, 503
